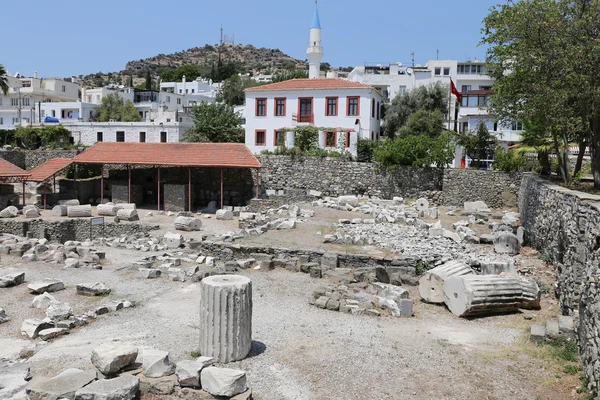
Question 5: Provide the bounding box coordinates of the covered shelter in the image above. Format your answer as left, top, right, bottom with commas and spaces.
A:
0, 158, 31, 206
73, 142, 262, 210
27, 158, 74, 209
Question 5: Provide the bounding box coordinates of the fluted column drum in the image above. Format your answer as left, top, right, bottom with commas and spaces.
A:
199, 275, 252, 363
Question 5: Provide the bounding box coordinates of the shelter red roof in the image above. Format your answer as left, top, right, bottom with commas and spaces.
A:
245, 78, 375, 92
28, 158, 73, 182
0, 158, 29, 179
73, 142, 261, 168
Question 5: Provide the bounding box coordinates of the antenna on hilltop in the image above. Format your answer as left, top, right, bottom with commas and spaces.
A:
411, 52, 415, 67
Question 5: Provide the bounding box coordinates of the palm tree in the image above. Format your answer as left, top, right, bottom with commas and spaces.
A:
0, 64, 8, 95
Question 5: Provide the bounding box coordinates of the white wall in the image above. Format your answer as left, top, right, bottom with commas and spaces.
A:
61, 122, 188, 146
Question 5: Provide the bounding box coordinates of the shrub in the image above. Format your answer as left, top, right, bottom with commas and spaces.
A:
356, 138, 380, 162
493, 145, 526, 172
374, 132, 455, 170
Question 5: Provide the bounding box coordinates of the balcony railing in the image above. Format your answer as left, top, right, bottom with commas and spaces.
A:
292, 113, 314, 124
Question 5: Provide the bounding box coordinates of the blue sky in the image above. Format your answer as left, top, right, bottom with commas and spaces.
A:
2, 0, 503, 78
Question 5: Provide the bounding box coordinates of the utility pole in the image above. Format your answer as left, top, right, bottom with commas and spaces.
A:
411, 52, 415, 68
17, 87, 21, 126
437, 49, 439, 60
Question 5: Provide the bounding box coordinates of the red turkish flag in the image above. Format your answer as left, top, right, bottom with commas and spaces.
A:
450, 79, 462, 102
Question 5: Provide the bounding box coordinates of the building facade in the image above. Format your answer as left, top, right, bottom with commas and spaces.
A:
244, 79, 383, 156
0, 72, 78, 128
347, 59, 524, 158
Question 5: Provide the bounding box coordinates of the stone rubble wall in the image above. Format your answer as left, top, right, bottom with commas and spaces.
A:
519, 175, 600, 396
0, 149, 79, 170
257, 156, 522, 208
0, 218, 158, 242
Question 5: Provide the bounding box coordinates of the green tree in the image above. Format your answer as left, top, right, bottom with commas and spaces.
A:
184, 102, 243, 143
160, 64, 203, 83
92, 93, 141, 122
0, 64, 8, 95
216, 75, 245, 106
145, 70, 152, 90
384, 82, 449, 138
374, 110, 455, 169
398, 109, 444, 138
14, 126, 70, 149
481, 0, 597, 185
320, 62, 331, 72
457, 121, 498, 168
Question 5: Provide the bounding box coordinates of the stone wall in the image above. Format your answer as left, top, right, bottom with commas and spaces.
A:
519, 175, 600, 396
0, 218, 158, 242
258, 156, 522, 208
0, 149, 78, 170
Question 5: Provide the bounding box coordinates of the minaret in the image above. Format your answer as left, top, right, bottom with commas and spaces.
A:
306, 0, 324, 79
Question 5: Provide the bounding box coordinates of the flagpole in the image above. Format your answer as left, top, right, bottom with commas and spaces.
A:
447, 77, 452, 130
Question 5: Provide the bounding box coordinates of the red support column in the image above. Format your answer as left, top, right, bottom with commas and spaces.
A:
188, 167, 192, 211
157, 167, 161, 211
43, 180, 47, 210
22, 181, 26, 206
220, 169, 224, 209
127, 165, 131, 203
74, 164, 78, 200
53, 174, 56, 192
100, 164, 104, 204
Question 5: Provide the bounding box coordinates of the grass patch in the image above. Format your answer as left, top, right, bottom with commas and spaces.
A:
416, 260, 433, 276
538, 250, 554, 264
190, 350, 201, 358
563, 365, 582, 375
547, 339, 579, 363
536, 279, 551, 294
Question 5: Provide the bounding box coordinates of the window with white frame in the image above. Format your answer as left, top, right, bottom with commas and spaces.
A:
62, 85, 66, 92
0, 117, 3, 125
22, 98, 30, 106
511, 121, 523, 131
443, 67, 450, 76
434, 67, 441, 76
399, 86, 407, 94
461, 85, 471, 92
12, 118, 19, 124
11, 98, 18, 106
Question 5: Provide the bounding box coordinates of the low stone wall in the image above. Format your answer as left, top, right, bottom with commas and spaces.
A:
257, 156, 522, 208
0, 149, 78, 170
441, 169, 522, 208
0, 218, 158, 242
519, 175, 600, 395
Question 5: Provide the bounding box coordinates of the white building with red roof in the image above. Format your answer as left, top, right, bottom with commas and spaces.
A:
244, 78, 383, 156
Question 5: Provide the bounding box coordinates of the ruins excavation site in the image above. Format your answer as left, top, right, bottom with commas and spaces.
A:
0, 147, 597, 400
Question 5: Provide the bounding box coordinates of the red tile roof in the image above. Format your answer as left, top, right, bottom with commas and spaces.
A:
245, 78, 376, 92
0, 158, 29, 179
73, 142, 261, 169
28, 158, 73, 182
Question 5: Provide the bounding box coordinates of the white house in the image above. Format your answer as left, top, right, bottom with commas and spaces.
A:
160, 76, 220, 106
244, 78, 383, 156
0, 72, 78, 128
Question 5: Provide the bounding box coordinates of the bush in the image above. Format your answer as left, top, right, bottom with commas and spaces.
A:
374, 132, 455, 170
493, 146, 526, 172
356, 138, 380, 162
63, 164, 102, 179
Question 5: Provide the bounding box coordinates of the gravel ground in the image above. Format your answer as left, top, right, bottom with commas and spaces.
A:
0, 248, 574, 400
0, 204, 579, 399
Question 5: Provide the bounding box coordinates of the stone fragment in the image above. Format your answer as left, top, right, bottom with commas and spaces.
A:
64, 258, 80, 268
200, 367, 247, 398
76, 282, 111, 296
462, 201, 491, 215
558, 315, 574, 335
91, 343, 138, 376
74, 375, 139, 400
321, 252, 339, 269
415, 198, 429, 211
0, 270, 25, 287
0, 361, 30, 399
137, 268, 161, 279
46, 301, 73, 321
199, 275, 252, 363
175, 357, 214, 388
276, 219, 296, 230
24, 208, 40, 218
32, 292, 58, 309
117, 208, 139, 222
163, 232, 184, 249
338, 195, 358, 207
28, 279, 65, 294
494, 232, 521, 255
142, 349, 176, 378
21, 319, 54, 339
530, 324, 546, 342
67, 205, 92, 218
38, 327, 70, 341
26, 369, 97, 400
0, 205, 18, 218
216, 209, 233, 220
0, 308, 8, 324
168, 268, 186, 282
174, 216, 202, 231
545, 319, 560, 339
